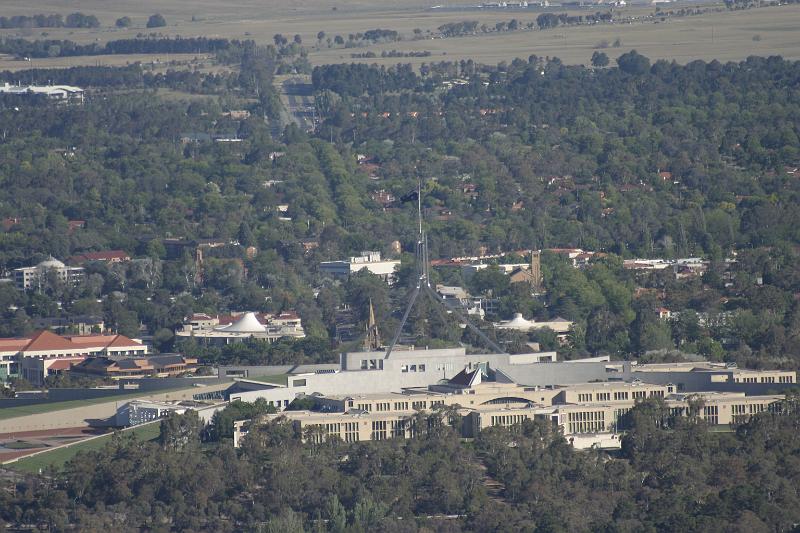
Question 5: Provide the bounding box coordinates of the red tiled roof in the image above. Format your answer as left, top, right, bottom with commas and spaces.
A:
65, 334, 119, 346
47, 357, 85, 371
22, 330, 75, 352
2, 333, 143, 354
0, 338, 31, 352
65, 334, 142, 349
69, 250, 130, 264
104, 334, 141, 348
2, 217, 21, 231
547, 248, 583, 254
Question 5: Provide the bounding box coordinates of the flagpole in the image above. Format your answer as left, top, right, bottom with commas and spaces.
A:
417, 178, 422, 236
384, 176, 506, 357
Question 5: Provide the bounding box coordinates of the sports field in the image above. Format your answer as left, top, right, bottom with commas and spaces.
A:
0, 0, 798, 68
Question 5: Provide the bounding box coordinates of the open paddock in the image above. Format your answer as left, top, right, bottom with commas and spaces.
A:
0, 1, 797, 67
309, 4, 800, 67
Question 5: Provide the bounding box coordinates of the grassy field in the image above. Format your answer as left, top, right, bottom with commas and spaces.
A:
243, 374, 289, 386
9, 422, 161, 473
0, 0, 798, 68
309, 5, 800, 67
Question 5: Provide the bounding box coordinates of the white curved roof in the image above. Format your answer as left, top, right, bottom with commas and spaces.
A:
216, 312, 266, 333
37, 257, 65, 269
496, 313, 535, 330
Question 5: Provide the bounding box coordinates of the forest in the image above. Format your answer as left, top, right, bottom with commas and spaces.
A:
1, 397, 799, 531
0, 49, 799, 371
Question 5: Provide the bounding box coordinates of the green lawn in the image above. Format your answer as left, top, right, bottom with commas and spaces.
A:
4, 440, 45, 450
0, 386, 195, 421
244, 374, 289, 386
9, 422, 161, 473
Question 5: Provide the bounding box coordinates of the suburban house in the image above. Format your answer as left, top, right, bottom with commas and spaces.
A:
32, 315, 105, 335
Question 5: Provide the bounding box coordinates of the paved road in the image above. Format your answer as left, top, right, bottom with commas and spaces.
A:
279, 76, 316, 132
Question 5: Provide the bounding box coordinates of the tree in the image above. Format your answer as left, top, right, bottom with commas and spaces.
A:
65, 13, 100, 28
325, 494, 348, 533
264, 509, 304, 533
351, 497, 389, 531
468, 266, 510, 297
115, 16, 132, 28
146, 238, 166, 259
159, 410, 202, 451
345, 271, 391, 338
146, 14, 167, 28
591, 51, 609, 67
537, 13, 560, 29
616, 50, 650, 74
210, 399, 276, 440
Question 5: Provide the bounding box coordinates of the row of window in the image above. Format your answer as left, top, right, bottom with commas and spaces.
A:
567, 411, 605, 423
735, 375, 794, 384
489, 414, 529, 427
344, 422, 359, 442
568, 421, 605, 434
347, 399, 445, 412
577, 390, 665, 403
372, 420, 387, 440
372, 420, 409, 440
702, 405, 719, 425
308, 419, 411, 443
359, 359, 384, 370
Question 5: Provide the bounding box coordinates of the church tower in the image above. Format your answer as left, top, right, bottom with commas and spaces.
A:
364, 299, 382, 351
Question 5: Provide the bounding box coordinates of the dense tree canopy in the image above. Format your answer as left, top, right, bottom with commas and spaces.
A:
2, 398, 799, 530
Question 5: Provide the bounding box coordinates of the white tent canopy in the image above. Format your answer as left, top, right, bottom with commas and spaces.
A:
215, 312, 266, 333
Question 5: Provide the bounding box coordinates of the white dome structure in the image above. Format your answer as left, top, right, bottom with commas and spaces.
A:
215, 312, 267, 333
37, 257, 66, 269
494, 312, 574, 334
496, 313, 535, 330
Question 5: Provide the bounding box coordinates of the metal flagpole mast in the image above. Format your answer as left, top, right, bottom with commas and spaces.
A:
384, 178, 506, 358
384, 179, 425, 359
